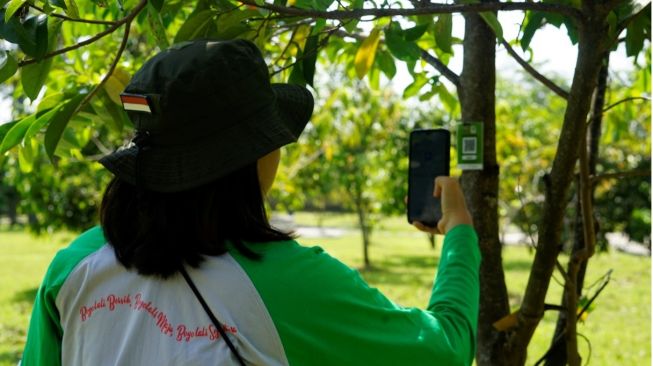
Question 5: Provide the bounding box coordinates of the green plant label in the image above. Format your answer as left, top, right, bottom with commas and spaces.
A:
457, 122, 483, 170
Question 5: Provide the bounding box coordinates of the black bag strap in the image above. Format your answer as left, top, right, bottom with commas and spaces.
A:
179, 266, 247, 366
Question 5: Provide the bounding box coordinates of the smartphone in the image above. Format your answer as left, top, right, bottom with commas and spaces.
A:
407, 129, 451, 228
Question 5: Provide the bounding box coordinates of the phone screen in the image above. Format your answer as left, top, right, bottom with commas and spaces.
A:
407, 129, 450, 227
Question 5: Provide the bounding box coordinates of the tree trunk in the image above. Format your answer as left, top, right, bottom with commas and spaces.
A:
544, 53, 609, 366
458, 8, 510, 366
507, 7, 611, 365
353, 191, 371, 268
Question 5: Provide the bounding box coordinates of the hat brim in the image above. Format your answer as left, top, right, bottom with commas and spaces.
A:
99, 84, 314, 193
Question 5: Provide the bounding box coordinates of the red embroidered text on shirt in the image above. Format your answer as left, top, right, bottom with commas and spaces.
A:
78, 292, 238, 343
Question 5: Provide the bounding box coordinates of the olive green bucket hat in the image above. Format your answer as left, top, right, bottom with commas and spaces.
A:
99, 39, 314, 193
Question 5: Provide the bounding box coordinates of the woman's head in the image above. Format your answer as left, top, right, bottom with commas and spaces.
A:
100, 157, 292, 278
98, 39, 313, 277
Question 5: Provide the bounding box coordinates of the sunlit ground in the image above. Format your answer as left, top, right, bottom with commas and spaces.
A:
0, 213, 649, 365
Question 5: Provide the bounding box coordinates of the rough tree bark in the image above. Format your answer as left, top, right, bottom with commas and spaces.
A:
458, 7, 511, 366
544, 53, 610, 366
505, 2, 613, 364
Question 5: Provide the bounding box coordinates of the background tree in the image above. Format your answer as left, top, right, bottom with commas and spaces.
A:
272, 68, 413, 267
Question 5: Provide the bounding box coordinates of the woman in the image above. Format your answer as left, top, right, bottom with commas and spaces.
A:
22, 39, 480, 366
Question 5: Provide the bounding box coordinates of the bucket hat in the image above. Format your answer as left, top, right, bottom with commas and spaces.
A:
99, 39, 314, 193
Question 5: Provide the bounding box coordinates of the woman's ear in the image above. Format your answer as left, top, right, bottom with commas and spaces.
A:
257, 149, 281, 195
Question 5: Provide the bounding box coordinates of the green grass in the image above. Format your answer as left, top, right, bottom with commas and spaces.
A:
1, 215, 650, 366
0, 229, 76, 365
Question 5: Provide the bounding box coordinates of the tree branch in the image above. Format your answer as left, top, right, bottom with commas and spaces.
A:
18, 0, 147, 67
502, 40, 569, 99
420, 49, 461, 92
602, 96, 651, 112
238, 0, 582, 21
555, 259, 570, 283
73, 17, 132, 115
29, 4, 117, 25
270, 23, 342, 76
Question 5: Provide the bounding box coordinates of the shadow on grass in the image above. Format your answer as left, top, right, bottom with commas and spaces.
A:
358, 255, 439, 287
12, 287, 38, 304
0, 351, 21, 365
503, 259, 533, 272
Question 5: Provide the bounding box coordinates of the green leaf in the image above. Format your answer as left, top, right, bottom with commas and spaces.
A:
343, 0, 362, 32
416, 15, 433, 25
295, 0, 333, 10
18, 136, 36, 173
0, 15, 49, 58
434, 14, 453, 54
0, 120, 18, 144
479, 12, 503, 41
403, 24, 428, 42
303, 34, 319, 86
44, 94, 85, 162
313, 0, 334, 11
22, 57, 53, 100
50, 0, 67, 10
369, 66, 380, 90
521, 12, 545, 51
0, 114, 35, 154
63, 0, 79, 18
384, 25, 421, 62
402, 74, 428, 98
375, 49, 396, 79
173, 10, 214, 43
215, 9, 258, 39
150, 0, 164, 11
92, 89, 128, 132
354, 28, 381, 79
625, 7, 650, 57
41, 1, 55, 14
26, 104, 62, 138
0, 50, 18, 83
607, 11, 618, 39
147, 2, 169, 49
436, 83, 458, 112
311, 18, 326, 35
418, 89, 437, 101
4, 0, 25, 23
544, 13, 564, 28
34, 15, 49, 58
288, 47, 307, 86
562, 18, 578, 45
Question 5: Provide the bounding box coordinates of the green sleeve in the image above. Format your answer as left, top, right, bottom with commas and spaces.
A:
21, 227, 106, 366
233, 224, 480, 366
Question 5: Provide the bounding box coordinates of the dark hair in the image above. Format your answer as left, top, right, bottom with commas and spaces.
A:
100, 162, 293, 278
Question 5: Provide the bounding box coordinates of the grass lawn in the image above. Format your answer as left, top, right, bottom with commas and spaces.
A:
1, 214, 650, 365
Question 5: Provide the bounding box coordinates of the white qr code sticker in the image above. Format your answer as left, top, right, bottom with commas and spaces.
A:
462, 137, 477, 154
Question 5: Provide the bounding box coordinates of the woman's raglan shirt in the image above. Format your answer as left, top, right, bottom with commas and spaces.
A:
22, 224, 480, 366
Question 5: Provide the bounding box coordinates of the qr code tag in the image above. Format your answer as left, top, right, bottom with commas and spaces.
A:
457, 122, 483, 170
462, 137, 477, 154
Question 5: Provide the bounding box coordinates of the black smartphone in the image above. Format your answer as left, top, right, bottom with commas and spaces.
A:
407, 129, 451, 228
